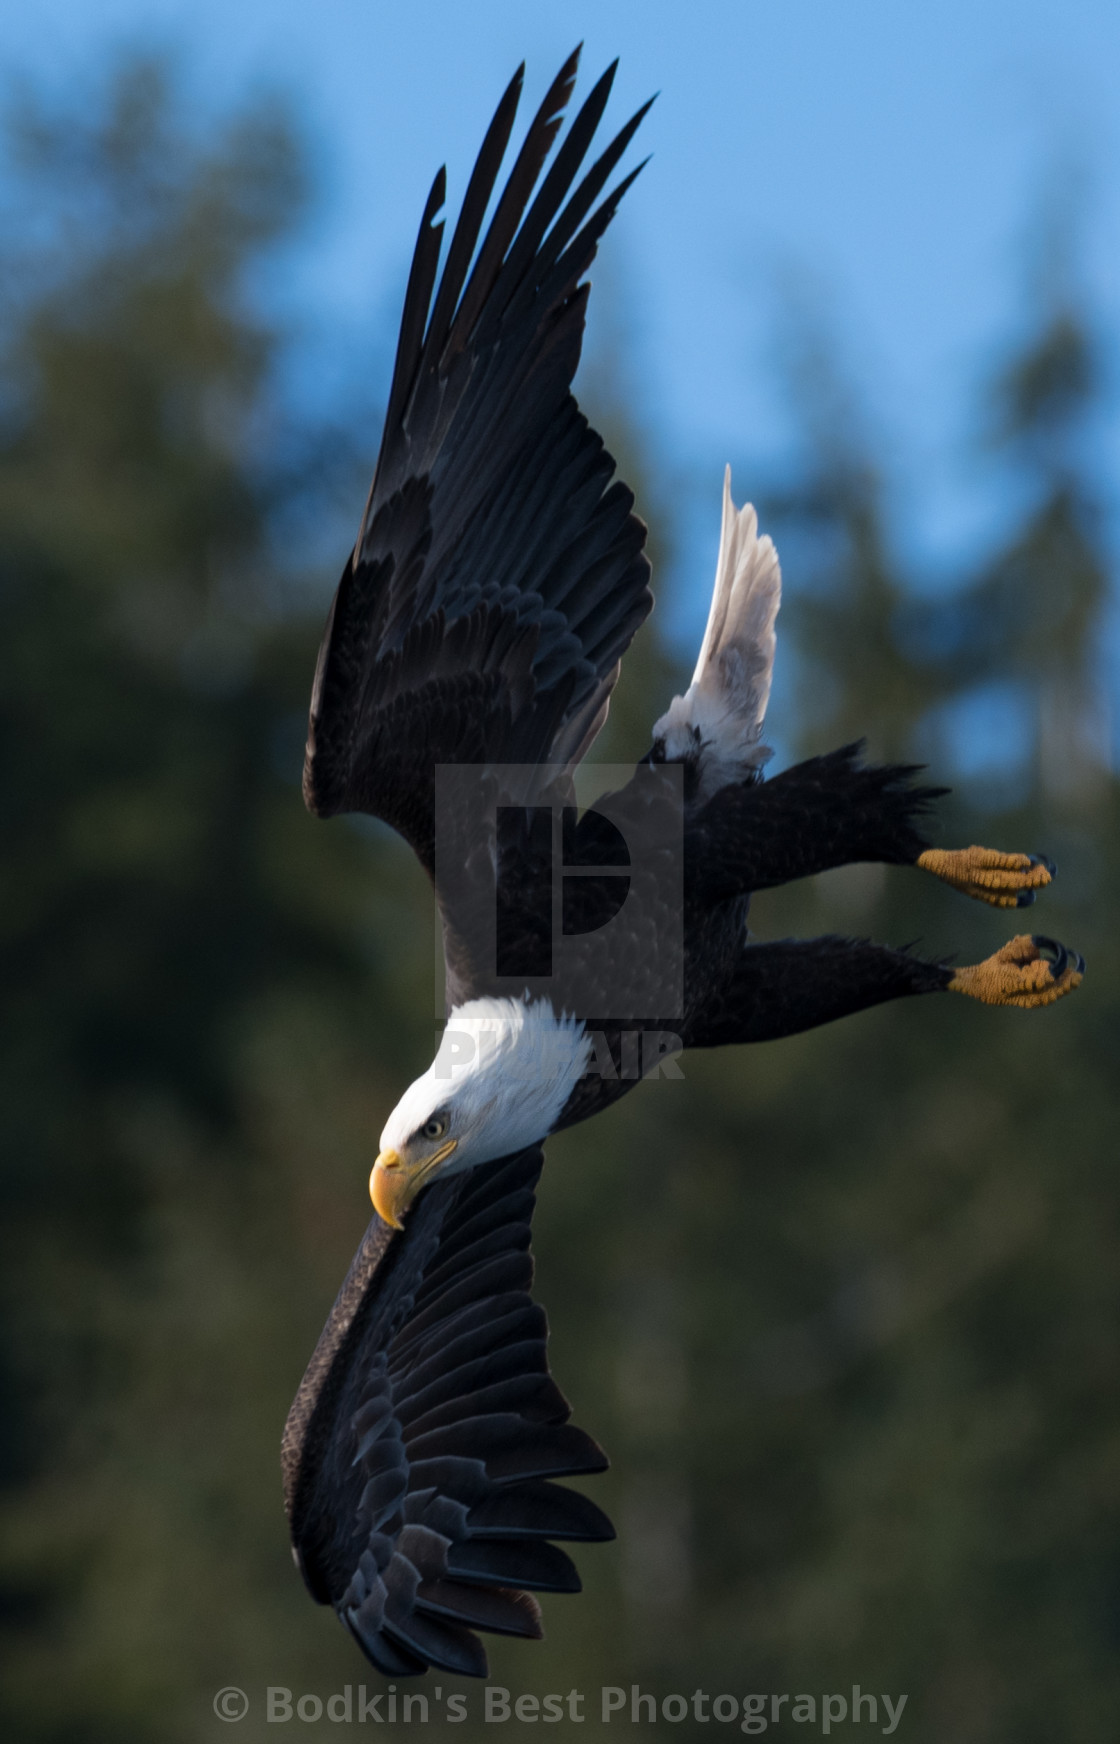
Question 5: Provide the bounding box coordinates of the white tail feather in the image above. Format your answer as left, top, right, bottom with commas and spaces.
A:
652, 466, 781, 798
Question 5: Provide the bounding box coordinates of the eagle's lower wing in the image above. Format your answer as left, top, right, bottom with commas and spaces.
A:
303, 51, 653, 872
282, 1147, 613, 1678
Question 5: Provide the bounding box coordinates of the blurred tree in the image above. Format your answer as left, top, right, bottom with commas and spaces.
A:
947, 273, 1109, 806
649, 227, 1120, 1742
0, 58, 436, 1743
761, 293, 946, 770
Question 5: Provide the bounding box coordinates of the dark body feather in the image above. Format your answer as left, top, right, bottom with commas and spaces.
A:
285, 54, 1072, 1679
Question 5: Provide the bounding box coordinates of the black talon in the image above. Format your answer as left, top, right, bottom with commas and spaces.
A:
1031, 934, 1067, 979
1075, 951, 1086, 975
1031, 853, 1057, 877
1015, 887, 1038, 908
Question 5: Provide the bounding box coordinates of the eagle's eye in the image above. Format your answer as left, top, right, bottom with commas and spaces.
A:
420, 1114, 449, 1142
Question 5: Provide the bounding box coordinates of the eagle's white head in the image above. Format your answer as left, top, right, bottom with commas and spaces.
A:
370, 996, 591, 1228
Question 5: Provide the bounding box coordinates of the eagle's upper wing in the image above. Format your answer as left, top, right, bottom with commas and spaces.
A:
282, 1146, 613, 1678
303, 51, 654, 871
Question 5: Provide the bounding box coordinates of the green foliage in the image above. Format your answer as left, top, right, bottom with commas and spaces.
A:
1, 57, 1117, 1744
0, 61, 430, 1744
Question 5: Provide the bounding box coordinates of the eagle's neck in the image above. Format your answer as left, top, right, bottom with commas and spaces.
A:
442, 997, 591, 1161
385, 996, 592, 1171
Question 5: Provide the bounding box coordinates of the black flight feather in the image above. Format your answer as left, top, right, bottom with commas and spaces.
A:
302, 52, 653, 913
282, 1147, 613, 1678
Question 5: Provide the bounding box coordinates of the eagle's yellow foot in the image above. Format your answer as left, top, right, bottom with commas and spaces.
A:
948, 933, 1084, 1008
917, 845, 1055, 909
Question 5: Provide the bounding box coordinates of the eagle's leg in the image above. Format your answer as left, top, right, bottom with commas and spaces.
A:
688, 747, 1055, 910
916, 846, 1054, 909
691, 936, 951, 1048
688, 746, 940, 903
691, 931, 1082, 1051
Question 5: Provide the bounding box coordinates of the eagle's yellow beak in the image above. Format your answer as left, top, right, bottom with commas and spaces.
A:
370, 1139, 457, 1229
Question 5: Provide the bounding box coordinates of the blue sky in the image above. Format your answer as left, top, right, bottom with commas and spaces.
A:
4, 0, 1118, 643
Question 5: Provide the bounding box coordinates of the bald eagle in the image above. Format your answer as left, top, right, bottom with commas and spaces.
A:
281, 52, 1083, 1679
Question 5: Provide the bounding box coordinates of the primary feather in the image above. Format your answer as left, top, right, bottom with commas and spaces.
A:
283, 1149, 613, 1679
302, 49, 654, 871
